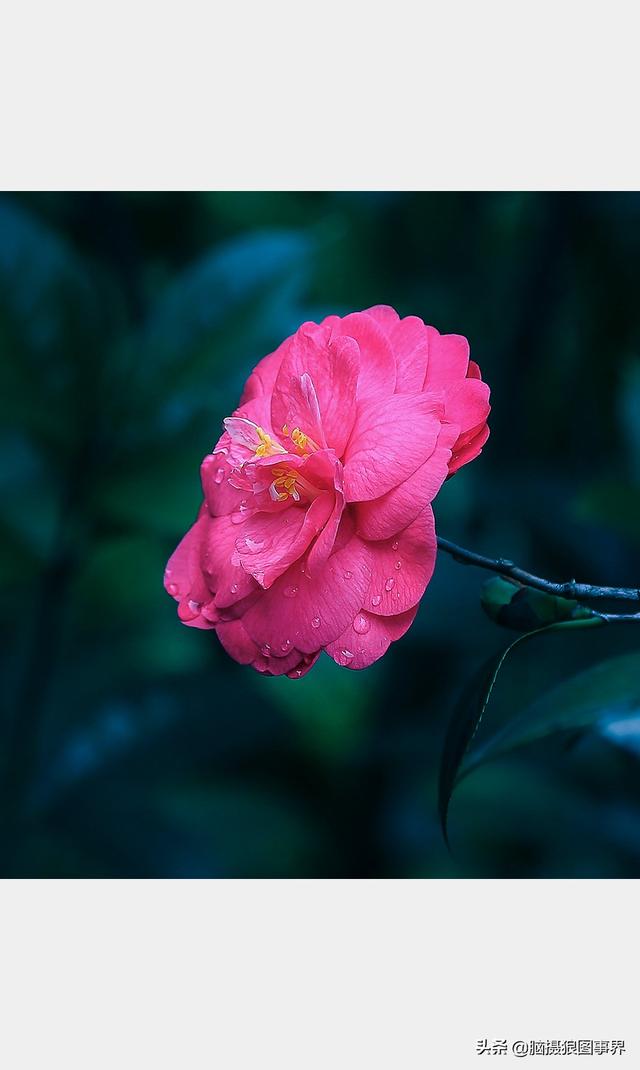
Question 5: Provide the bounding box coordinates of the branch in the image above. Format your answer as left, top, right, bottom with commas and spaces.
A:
436, 536, 640, 623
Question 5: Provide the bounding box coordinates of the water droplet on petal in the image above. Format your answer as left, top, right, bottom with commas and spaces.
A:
214, 467, 225, 485
230, 583, 239, 594
300, 564, 306, 574
261, 643, 271, 658
394, 560, 402, 570
311, 616, 321, 629
385, 577, 395, 592
284, 585, 298, 599
371, 594, 382, 607
344, 570, 352, 579
353, 614, 370, 635
231, 511, 245, 525
392, 540, 399, 551
188, 599, 202, 612
341, 649, 354, 662
167, 583, 178, 596
239, 499, 249, 514
281, 639, 292, 652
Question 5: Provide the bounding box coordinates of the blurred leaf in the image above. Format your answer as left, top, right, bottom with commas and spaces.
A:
481, 575, 599, 631
91, 444, 202, 537
156, 783, 324, 877
573, 477, 640, 543
619, 357, 640, 483
117, 228, 315, 434
0, 196, 104, 444
271, 655, 379, 761
461, 651, 640, 779
438, 616, 604, 842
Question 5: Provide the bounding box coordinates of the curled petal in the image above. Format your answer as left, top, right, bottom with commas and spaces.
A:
365, 505, 437, 617
326, 606, 417, 670
343, 392, 444, 501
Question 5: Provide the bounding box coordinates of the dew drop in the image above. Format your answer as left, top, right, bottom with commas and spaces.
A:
394, 560, 402, 570
385, 577, 395, 592
281, 639, 292, 652
353, 614, 370, 635
293, 669, 303, 678
392, 540, 399, 551
344, 570, 352, 579
341, 649, 354, 662
239, 499, 249, 514
214, 467, 225, 485
284, 585, 298, 599
231, 511, 245, 525
311, 616, 321, 629
371, 594, 382, 607
261, 643, 271, 658
188, 599, 202, 612
167, 583, 178, 596
230, 583, 239, 594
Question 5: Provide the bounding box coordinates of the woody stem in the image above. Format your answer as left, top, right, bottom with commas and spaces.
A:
436, 536, 640, 622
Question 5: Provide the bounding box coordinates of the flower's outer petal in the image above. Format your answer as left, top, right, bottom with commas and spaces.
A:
233, 393, 276, 436
423, 330, 470, 388
286, 651, 321, 679
326, 606, 417, 670
271, 324, 360, 455
364, 505, 437, 617
354, 423, 459, 540
235, 493, 334, 588
216, 617, 314, 676
198, 514, 258, 610
390, 318, 431, 393
449, 423, 490, 475
323, 311, 396, 403
242, 517, 372, 654
164, 510, 217, 629
240, 347, 285, 403
215, 618, 259, 665
467, 360, 482, 380
343, 392, 444, 502
445, 377, 491, 435
363, 307, 434, 394
444, 377, 491, 475
201, 451, 247, 517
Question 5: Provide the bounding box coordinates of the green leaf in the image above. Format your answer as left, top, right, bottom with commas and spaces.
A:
481, 576, 599, 631
438, 616, 604, 843
462, 650, 640, 779
0, 197, 104, 445
111, 228, 315, 446
572, 477, 640, 544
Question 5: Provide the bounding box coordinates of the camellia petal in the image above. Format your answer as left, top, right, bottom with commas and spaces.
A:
343, 392, 445, 501
364, 505, 437, 617
326, 606, 418, 670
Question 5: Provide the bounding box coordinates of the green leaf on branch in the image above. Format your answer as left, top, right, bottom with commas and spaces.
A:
481, 576, 599, 632
438, 615, 604, 844
461, 651, 640, 781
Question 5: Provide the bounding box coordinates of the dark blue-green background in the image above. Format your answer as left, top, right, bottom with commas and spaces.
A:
1, 192, 639, 877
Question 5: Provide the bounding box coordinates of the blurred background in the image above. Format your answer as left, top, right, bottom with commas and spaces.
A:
1, 191, 640, 878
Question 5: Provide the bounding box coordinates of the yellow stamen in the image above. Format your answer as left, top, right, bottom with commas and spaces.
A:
254, 426, 276, 458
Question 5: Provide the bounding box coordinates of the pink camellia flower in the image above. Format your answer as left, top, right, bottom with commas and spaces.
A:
164, 306, 490, 677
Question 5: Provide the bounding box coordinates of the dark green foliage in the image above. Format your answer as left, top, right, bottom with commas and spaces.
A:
480, 576, 599, 631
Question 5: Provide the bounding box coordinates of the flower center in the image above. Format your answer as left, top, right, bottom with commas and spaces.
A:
223, 416, 326, 506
